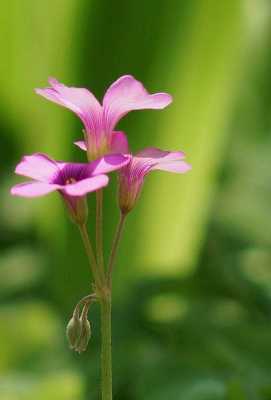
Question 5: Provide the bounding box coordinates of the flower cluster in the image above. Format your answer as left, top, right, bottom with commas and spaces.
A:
11, 75, 191, 356
12, 75, 190, 215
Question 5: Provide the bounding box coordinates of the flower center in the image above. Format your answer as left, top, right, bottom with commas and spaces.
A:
65, 177, 77, 185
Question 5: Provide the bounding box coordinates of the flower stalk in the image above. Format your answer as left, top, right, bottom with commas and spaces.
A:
107, 213, 127, 289
100, 292, 112, 400
79, 214, 113, 399
96, 189, 106, 281
96, 189, 113, 400
78, 223, 102, 289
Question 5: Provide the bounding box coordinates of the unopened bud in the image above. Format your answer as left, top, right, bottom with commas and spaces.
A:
66, 309, 82, 350
75, 316, 91, 353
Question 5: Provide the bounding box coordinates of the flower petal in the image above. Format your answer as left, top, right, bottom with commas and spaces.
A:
152, 160, 192, 173
62, 175, 109, 196
11, 182, 60, 197
110, 131, 129, 154
135, 147, 191, 174
86, 154, 131, 176
14, 153, 59, 182
102, 75, 172, 132
35, 78, 102, 134
136, 147, 185, 160
54, 162, 87, 184
74, 140, 87, 151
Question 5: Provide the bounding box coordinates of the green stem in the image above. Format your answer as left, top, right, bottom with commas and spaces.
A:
99, 213, 128, 399
96, 190, 106, 280
107, 213, 126, 289
78, 203, 113, 399
100, 293, 112, 400
95, 191, 113, 399
78, 223, 102, 289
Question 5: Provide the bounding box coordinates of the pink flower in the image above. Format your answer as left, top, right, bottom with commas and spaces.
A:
35, 75, 172, 160
11, 153, 130, 223
118, 143, 191, 214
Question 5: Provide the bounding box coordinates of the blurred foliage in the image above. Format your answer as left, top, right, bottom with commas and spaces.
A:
1, 0, 271, 399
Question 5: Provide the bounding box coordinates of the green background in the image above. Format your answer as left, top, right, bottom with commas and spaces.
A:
1, 1, 271, 399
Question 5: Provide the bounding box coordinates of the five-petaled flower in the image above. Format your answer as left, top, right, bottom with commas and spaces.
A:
118, 144, 191, 214
11, 153, 130, 224
35, 75, 172, 160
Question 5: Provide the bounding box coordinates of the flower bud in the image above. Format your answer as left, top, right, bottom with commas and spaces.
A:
66, 309, 82, 350
75, 315, 91, 353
